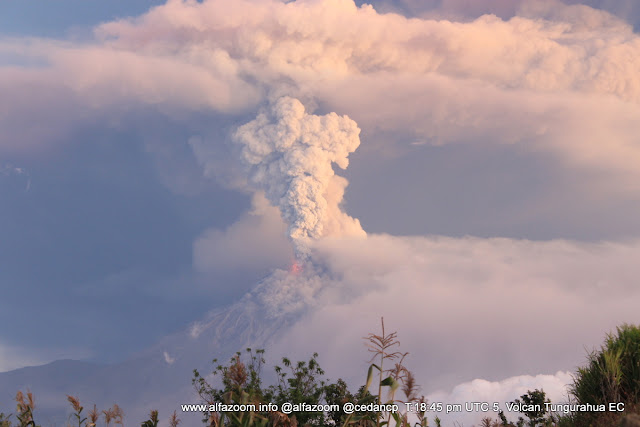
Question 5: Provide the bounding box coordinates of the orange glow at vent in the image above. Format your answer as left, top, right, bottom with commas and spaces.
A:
289, 261, 303, 274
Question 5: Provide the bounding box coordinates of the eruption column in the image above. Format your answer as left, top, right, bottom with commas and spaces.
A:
233, 97, 364, 259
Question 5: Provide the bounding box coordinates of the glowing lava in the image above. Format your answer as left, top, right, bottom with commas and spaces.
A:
289, 261, 303, 275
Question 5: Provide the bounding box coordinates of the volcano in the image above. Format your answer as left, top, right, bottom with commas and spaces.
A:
0, 275, 302, 426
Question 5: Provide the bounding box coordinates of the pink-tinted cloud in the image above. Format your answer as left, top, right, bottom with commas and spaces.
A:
260, 234, 640, 403
2, 0, 639, 195
193, 193, 293, 277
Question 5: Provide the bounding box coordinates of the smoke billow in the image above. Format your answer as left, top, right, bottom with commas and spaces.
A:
233, 97, 365, 259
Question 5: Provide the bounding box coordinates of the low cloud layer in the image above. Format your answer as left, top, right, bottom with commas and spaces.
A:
251, 233, 640, 422
0, 342, 91, 373
192, 193, 293, 295
0, 342, 45, 373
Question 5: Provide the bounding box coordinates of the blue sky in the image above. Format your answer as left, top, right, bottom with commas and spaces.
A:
0, 1, 166, 37
1, 0, 639, 380
1, 124, 249, 362
0, 0, 250, 361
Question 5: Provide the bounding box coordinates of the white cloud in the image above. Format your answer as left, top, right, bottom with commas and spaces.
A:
163, 351, 176, 365
426, 371, 574, 425
94, 0, 640, 102
0, 163, 31, 191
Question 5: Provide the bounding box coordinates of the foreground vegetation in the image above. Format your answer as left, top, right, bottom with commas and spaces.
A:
1, 322, 639, 426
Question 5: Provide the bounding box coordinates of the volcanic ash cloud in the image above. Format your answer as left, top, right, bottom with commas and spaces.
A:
233, 97, 365, 259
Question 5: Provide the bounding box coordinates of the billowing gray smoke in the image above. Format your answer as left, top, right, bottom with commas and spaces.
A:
233, 97, 365, 259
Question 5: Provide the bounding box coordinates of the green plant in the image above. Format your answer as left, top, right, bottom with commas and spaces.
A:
363, 317, 402, 427
87, 404, 99, 427
15, 391, 38, 427
193, 348, 275, 426
571, 324, 640, 405
271, 353, 329, 426
325, 379, 366, 426
10, 321, 638, 427
67, 396, 87, 427
141, 410, 159, 427
341, 318, 424, 427
510, 389, 555, 427
0, 411, 12, 427
169, 410, 182, 427
102, 404, 123, 427
568, 324, 640, 425
192, 347, 357, 426
479, 416, 503, 427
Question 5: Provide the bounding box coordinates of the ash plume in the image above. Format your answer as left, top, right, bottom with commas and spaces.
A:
233, 97, 365, 259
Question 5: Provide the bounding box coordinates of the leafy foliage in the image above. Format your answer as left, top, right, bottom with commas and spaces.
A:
563, 324, 640, 426
15, 391, 39, 427
191, 319, 426, 427
271, 353, 328, 425
67, 395, 87, 427
3, 322, 640, 426
193, 348, 340, 426
510, 389, 555, 427
570, 324, 640, 407
141, 410, 159, 427
192, 348, 274, 426
0, 412, 12, 427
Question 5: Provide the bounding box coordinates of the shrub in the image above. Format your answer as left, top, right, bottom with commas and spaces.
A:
570, 324, 640, 407
568, 323, 640, 425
